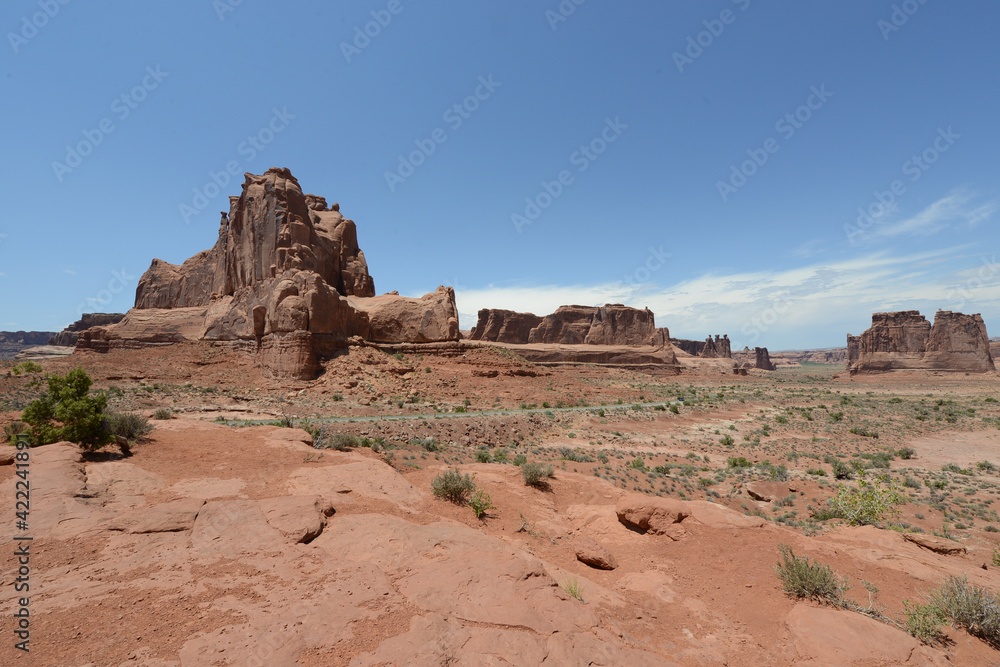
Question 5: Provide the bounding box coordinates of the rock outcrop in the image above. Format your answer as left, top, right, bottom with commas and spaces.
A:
672, 335, 732, 358
732, 346, 776, 371
468, 309, 543, 344
48, 313, 125, 347
527, 304, 659, 346
847, 310, 995, 374
79, 168, 459, 379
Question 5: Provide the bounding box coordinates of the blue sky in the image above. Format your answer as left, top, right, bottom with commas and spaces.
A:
1, 0, 998, 350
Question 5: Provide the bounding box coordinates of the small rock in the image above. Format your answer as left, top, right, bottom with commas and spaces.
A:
574, 537, 618, 570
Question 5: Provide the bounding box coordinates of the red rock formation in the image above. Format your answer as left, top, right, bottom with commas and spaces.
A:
732, 346, 776, 371
847, 310, 994, 373
468, 309, 543, 344
527, 304, 658, 346
48, 313, 126, 347
83, 168, 458, 379
671, 334, 732, 358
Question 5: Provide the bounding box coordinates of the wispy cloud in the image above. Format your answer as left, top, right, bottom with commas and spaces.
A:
868, 190, 996, 240
63, 269, 76, 275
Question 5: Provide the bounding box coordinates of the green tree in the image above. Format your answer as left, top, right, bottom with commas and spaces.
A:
21, 367, 112, 450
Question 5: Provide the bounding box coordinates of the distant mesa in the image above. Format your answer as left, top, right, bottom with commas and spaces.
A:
77, 168, 459, 379
847, 310, 995, 374
0, 331, 58, 361
49, 313, 125, 347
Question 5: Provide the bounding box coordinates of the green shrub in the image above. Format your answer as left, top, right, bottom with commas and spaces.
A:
2, 420, 26, 443
105, 410, 153, 443
513, 453, 527, 466
317, 432, 360, 451
720, 434, 734, 446
807, 468, 826, 476
475, 448, 491, 463
669, 404, 679, 414
628, 457, 646, 470
829, 476, 905, 526
928, 575, 1000, 647
431, 469, 476, 503
468, 489, 494, 519
521, 461, 555, 487
728, 456, 752, 468
774, 545, 850, 603
896, 447, 916, 460
153, 407, 174, 420
21, 368, 112, 451
831, 460, 854, 480
903, 600, 947, 645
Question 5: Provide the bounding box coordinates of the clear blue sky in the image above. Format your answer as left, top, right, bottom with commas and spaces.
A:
2, 0, 998, 349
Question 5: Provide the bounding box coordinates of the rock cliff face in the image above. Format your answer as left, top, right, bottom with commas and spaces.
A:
527, 304, 659, 346
847, 310, 994, 373
0, 331, 57, 360
80, 168, 459, 379
468, 309, 543, 344
672, 335, 732, 358
48, 313, 125, 347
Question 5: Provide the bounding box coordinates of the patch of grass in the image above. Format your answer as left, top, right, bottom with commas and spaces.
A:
903, 600, 947, 645
431, 469, 476, 504
561, 577, 584, 602
317, 432, 360, 451
152, 407, 174, 420
2, 421, 26, 443
830, 476, 905, 526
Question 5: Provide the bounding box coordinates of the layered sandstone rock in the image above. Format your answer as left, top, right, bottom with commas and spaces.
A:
81, 168, 458, 379
847, 310, 995, 373
48, 313, 125, 347
468, 309, 543, 344
526, 304, 659, 346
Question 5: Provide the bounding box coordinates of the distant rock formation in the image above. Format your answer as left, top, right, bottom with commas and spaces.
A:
0, 331, 58, 360
48, 313, 125, 347
79, 168, 459, 379
469, 309, 543, 344
847, 310, 995, 374
672, 335, 731, 358
527, 304, 660, 346
733, 346, 776, 371
776, 348, 848, 364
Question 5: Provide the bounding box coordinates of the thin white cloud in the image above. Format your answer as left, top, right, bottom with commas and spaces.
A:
63, 269, 76, 275
868, 190, 996, 240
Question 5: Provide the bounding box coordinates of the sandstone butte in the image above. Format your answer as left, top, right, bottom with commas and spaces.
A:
847, 309, 996, 374
77, 168, 461, 380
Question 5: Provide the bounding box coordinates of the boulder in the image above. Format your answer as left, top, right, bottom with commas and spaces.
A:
615, 494, 690, 539
903, 532, 968, 555
848, 310, 994, 373
573, 537, 618, 570
349, 286, 460, 344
